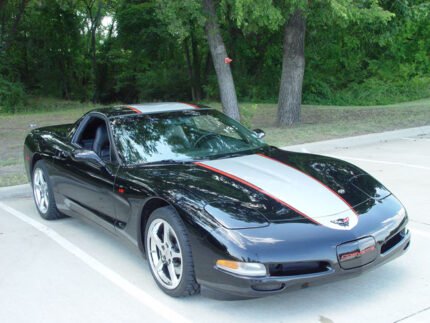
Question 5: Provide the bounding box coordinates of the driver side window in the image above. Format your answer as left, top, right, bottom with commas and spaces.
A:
76, 117, 113, 162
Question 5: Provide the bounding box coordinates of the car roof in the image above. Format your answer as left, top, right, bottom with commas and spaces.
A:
90, 102, 205, 119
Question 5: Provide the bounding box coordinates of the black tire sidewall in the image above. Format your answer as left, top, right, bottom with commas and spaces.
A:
145, 206, 198, 297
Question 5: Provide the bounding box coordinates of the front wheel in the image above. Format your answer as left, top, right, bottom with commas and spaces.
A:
145, 206, 200, 297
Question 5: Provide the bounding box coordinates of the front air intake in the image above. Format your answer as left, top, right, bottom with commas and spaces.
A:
268, 261, 331, 277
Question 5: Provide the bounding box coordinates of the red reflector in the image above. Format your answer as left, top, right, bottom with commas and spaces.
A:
118, 188, 125, 194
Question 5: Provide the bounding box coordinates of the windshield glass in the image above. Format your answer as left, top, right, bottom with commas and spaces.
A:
111, 109, 266, 164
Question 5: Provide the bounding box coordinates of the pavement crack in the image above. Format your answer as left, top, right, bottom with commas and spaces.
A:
393, 306, 430, 323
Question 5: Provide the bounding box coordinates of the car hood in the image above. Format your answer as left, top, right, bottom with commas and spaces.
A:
128, 148, 391, 230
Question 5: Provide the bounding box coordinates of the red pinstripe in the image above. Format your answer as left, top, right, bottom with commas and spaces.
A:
126, 106, 142, 114
180, 102, 200, 109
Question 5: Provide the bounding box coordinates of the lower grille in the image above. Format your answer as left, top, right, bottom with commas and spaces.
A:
268, 261, 330, 277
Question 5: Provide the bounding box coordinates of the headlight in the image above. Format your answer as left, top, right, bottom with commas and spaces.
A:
216, 259, 267, 277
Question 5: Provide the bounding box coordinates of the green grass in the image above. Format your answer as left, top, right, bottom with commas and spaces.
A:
0, 173, 28, 187
1, 97, 429, 187
252, 99, 430, 146
0, 158, 19, 167
0, 96, 101, 115
205, 98, 430, 146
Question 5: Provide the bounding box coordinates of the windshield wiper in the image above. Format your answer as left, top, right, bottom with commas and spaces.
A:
198, 145, 268, 161
138, 159, 194, 166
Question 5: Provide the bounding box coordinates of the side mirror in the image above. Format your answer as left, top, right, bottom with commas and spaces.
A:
253, 128, 265, 139
71, 149, 105, 168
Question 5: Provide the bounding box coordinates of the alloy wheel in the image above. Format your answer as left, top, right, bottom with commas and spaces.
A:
33, 168, 49, 214
147, 219, 184, 289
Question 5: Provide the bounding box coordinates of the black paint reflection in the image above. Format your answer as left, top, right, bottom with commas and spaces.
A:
110, 110, 265, 164
268, 148, 390, 213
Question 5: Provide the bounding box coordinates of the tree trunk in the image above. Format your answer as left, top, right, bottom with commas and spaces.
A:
0, 1, 7, 46
202, 0, 240, 121
3, 0, 28, 52
0, 0, 7, 36
90, 23, 98, 102
190, 29, 202, 100
277, 9, 306, 127
184, 39, 196, 100
184, 31, 203, 101
86, 0, 104, 103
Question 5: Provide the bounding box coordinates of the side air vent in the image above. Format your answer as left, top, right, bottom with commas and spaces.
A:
381, 228, 407, 254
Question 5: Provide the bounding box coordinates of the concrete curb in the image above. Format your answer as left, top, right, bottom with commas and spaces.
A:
1, 125, 429, 200
282, 125, 430, 153
0, 183, 31, 200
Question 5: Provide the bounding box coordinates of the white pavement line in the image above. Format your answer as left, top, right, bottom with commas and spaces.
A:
393, 306, 430, 323
0, 202, 191, 323
410, 228, 430, 239
328, 155, 430, 171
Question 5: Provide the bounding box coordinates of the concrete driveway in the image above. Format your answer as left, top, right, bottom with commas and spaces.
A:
1, 130, 429, 323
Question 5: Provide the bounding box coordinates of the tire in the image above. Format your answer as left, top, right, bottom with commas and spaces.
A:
145, 206, 200, 297
32, 160, 63, 220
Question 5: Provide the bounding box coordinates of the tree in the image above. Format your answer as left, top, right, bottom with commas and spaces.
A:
2, 0, 429, 112
202, 0, 240, 120
277, 8, 305, 126
154, 0, 206, 102
2, 0, 29, 52
155, 0, 240, 120
83, 0, 107, 102
278, 1, 395, 126
225, 0, 394, 126
184, 29, 203, 101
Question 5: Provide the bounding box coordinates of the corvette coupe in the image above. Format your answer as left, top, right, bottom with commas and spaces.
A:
24, 103, 410, 298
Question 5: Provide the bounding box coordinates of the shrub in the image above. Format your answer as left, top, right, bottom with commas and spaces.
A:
304, 76, 430, 106
0, 77, 27, 113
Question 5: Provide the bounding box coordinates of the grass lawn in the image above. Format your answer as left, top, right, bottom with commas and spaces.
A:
1, 98, 430, 187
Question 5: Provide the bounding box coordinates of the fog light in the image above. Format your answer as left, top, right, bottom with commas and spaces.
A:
216, 260, 267, 277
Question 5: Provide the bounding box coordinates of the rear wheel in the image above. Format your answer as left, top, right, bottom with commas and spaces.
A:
32, 160, 62, 220
145, 206, 200, 297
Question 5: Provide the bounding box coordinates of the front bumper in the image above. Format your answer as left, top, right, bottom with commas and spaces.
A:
198, 228, 411, 299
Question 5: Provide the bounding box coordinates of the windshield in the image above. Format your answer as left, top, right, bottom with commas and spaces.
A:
111, 109, 266, 164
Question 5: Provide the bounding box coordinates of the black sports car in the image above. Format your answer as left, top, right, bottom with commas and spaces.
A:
24, 103, 410, 298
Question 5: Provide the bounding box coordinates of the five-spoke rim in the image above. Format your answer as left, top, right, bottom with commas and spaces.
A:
147, 219, 183, 289
33, 168, 49, 213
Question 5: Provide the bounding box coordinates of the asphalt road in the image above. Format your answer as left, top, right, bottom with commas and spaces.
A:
1, 132, 430, 323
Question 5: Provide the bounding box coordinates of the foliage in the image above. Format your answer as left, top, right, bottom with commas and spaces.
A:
305, 76, 430, 106
0, 76, 26, 113
0, 0, 429, 112
154, 0, 205, 42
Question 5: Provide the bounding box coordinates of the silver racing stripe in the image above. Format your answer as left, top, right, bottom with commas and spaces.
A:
199, 154, 358, 230
128, 103, 197, 114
